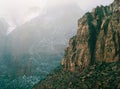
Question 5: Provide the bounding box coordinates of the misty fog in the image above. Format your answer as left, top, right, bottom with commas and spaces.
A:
0, 0, 114, 89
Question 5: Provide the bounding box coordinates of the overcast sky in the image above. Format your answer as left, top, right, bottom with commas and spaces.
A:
0, 0, 114, 16
0, 0, 114, 31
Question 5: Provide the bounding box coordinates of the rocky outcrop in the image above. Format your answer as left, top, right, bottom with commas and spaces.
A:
33, 0, 120, 89
62, 0, 120, 71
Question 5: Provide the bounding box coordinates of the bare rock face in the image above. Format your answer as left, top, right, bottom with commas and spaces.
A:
62, 0, 120, 71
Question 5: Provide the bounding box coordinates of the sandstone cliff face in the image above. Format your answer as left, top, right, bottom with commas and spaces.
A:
33, 1, 120, 89
62, 0, 120, 71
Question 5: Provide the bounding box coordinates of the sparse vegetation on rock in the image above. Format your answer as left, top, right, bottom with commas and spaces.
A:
33, 0, 120, 89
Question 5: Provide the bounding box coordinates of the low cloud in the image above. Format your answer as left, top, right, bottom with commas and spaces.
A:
0, 0, 114, 33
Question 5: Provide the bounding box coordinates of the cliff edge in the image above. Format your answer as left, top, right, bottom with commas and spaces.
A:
33, 0, 120, 89
62, 0, 120, 72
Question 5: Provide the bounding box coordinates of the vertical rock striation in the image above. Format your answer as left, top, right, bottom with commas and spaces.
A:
62, 0, 120, 71
32, 1, 120, 89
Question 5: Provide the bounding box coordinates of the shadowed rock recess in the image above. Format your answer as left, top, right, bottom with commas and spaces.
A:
33, 0, 120, 89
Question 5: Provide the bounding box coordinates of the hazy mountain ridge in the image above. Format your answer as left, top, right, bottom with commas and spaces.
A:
5, 3, 83, 76
0, 3, 83, 89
